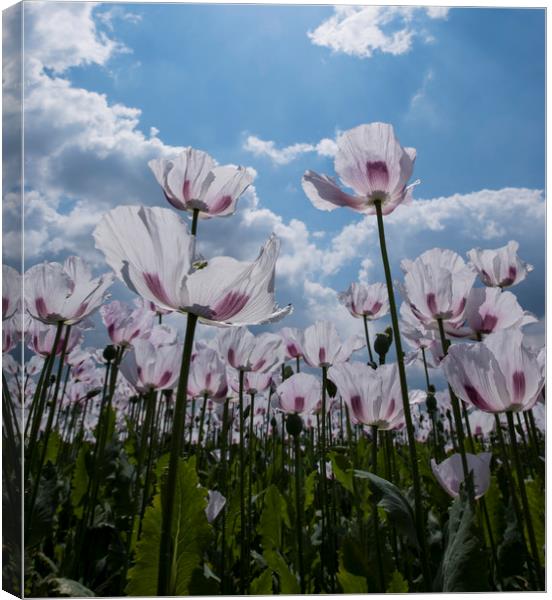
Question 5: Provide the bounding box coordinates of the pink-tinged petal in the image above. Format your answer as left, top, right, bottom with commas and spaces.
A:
94, 206, 193, 312
334, 123, 411, 196
211, 291, 250, 321
201, 165, 253, 217
302, 170, 366, 212
512, 371, 526, 404
366, 161, 389, 191
144, 273, 176, 309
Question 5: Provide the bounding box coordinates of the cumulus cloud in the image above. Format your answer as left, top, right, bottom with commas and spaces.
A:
308, 6, 449, 59
7, 3, 543, 353
243, 134, 337, 165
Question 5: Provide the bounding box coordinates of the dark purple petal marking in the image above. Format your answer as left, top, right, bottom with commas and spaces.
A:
287, 343, 299, 358
350, 394, 363, 422
512, 371, 526, 404
35, 297, 48, 318
107, 323, 115, 338
501, 266, 517, 287
384, 398, 396, 420
252, 358, 266, 371
480, 269, 492, 285
464, 384, 493, 412
366, 161, 389, 191
295, 396, 305, 413
318, 347, 326, 365
2, 297, 8, 319
212, 291, 249, 321
426, 293, 438, 315
143, 273, 174, 308
183, 180, 191, 201
368, 301, 382, 316
73, 301, 89, 320
210, 194, 232, 215
158, 370, 173, 388
228, 348, 236, 368
480, 314, 498, 334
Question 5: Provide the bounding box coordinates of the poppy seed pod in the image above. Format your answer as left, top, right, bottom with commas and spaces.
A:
103, 344, 117, 362
285, 413, 303, 437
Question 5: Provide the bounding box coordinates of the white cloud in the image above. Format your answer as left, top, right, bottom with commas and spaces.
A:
308, 6, 449, 59
24, 3, 126, 75
8, 3, 543, 352
243, 134, 337, 165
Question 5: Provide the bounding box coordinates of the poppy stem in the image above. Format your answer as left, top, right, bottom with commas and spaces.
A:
237, 369, 248, 594
374, 200, 430, 589
493, 414, 539, 589
362, 315, 375, 365
436, 318, 475, 508
26, 322, 63, 469
505, 411, 543, 589
293, 430, 306, 593
157, 312, 198, 596
371, 426, 385, 591
27, 323, 72, 530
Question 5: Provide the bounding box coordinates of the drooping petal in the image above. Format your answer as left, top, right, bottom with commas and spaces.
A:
94, 205, 194, 312
200, 165, 254, 217
302, 170, 366, 212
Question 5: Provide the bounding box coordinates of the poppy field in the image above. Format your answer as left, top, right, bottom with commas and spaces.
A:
3, 123, 545, 596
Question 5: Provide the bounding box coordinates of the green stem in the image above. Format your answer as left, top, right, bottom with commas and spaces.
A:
191, 208, 199, 236
420, 347, 431, 389
219, 398, 230, 594
436, 318, 475, 507
247, 392, 256, 561
157, 313, 198, 596
494, 414, 538, 589
27, 323, 72, 529
137, 390, 158, 540
237, 369, 247, 594
197, 393, 208, 464
26, 322, 63, 466
296, 356, 301, 373
293, 432, 306, 593
363, 315, 375, 365
374, 200, 430, 588
506, 412, 543, 589
371, 426, 385, 591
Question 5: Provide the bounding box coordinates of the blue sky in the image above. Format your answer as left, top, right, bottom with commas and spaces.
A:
2, 3, 545, 381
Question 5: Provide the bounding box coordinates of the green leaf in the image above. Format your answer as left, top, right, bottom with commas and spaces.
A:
259, 484, 289, 550
442, 495, 490, 592
259, 484, 298, 593
497, 498, 526, 578
45, 577, 95, 597
304, 470, 317, 511
44, 430, 61, 466
354, 470, 418, 549
386, 570, 408, 593
330, 451, 354, 493
70, 443, 89, 519
481, 475, 503, 548
250, 568, 273, 594
337, 549, 368, 593
264, 549, 300, 594
125, 457, 212, 596
524, 478, 544, 563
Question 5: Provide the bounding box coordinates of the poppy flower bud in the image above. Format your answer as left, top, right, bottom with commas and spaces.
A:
374, 328, 393, 363
426, 392, 437, 414
285, 413, 303, 437
103, 344, 117, 362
